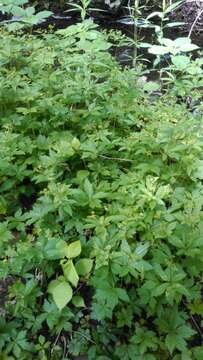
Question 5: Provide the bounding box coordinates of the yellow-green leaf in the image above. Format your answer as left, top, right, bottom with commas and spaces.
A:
72, 295, 85, 308
71, 137, 80, 150
48, 280, 73, 311
56, 240, 69, 258
62, 259, 79, 287
75, 258, 93, 276
66, 240, 81, 258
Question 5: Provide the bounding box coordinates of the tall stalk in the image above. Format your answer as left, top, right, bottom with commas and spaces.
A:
133, 0, 139, 68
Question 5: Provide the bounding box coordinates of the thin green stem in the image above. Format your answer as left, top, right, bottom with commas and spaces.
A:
133, 0, 139, 68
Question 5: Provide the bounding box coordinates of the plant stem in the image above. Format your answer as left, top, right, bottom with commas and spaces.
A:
133, 0, 139, 68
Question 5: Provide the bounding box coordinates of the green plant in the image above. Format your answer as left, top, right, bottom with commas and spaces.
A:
0, 18, 203, 359
67, 0, 91, 21
48, 239, 93, 310
117, 1, 186, 68
147, 0, 184, 42
0, 0, 52, 31
160, 52, 203, 100
148, 37, 199, 57
67, 0, 104, 21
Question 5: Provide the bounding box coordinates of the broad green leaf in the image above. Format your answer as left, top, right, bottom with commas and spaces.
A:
71, 137, 80, 150
66, 240, 81, 258
72, 295, 85, 307
161, 38, 174, 47
25, 6, 35, 16
11, 6, 25, 16
143, 82, 160, 93
178, 43, 199, 53
2, 0, 27, 5
57, 240, 81, 259
174, 37, 193, 46
47, 276, 66, 294
35, 10, 52, 20
75, 258, 93, 276
61, 259, 79, 287
171, 55, 190, 70
148, 45, 168, 55
56, 240, 69, 258
174, 38, 199, 52
48, 280, 72, 310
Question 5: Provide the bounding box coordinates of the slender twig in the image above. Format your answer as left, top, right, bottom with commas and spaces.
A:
73, 282, 85, 294
190, 314, 202, 338
183, 300, 202, 338
133, 0, 139, 68
188, 8, 203, 38
51, 330, 61, 353
99, 155, 134, 163
61, 335, 67, 359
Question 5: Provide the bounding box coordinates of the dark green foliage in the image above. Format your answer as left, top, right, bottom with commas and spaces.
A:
0, 20, 203, 359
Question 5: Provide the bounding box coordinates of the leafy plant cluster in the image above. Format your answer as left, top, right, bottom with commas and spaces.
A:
0, 0, 52, 31
0, 18, 203, 360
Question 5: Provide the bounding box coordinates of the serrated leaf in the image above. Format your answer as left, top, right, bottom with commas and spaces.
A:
135, 242, 150, 257
171, 55, 190, 70
165, 333, 177, 354
188, 300, 203, 316
84, 178, 93, 199
153, 283, 168, 297
178, 325, 196, 339
116, 288, 129, 302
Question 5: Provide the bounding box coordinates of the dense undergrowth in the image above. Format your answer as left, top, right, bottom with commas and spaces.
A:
0, 18, 203, 360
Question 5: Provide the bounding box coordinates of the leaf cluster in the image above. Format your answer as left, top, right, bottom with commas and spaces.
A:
0, 20, 203, 359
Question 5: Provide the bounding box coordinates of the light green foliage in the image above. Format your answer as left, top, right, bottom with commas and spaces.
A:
48, 278, 73, 310
0, 0, 52, 31
149, 37, 199, 56
67, 0, 93, 21
147, 0, 184, 39
0, 18, 202, 359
